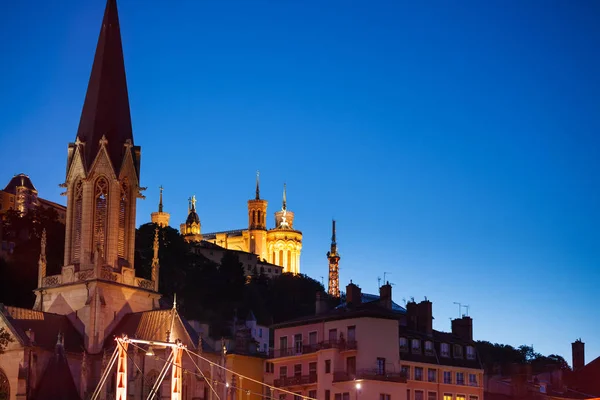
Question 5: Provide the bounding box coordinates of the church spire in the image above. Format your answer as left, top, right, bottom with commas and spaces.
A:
37, 229, 47, 289
76, 0, 135, 176
151, 227, 160, 292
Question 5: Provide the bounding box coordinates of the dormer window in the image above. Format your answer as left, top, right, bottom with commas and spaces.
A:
454, 344, 463, 358
425, 341, 434, 355
466, 346, 476, 360
400, 337, 408, 352
411, 339, 421, 353
441, 343, 450, 357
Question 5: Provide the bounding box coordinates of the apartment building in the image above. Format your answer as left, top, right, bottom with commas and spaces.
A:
265, 282, 485, 400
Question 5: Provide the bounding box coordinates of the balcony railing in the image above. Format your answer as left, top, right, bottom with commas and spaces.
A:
274, 374, 318, 387
271, 340, 357, 358
333, 369, 407, 383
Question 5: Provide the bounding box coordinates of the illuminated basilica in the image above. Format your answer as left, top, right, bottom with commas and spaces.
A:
172, 178, 303, 275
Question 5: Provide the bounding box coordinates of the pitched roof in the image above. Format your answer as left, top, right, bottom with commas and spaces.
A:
76, 0, 135, 176
3, 174, 37, 193
32, 350, 80, 400
565, 356, 600, 397
0, 305, 83, 353
107, 309, 199, 349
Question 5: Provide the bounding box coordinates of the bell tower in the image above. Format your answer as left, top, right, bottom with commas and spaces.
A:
151, 185, 171, 227
327, 220, 340, 297
247, 171, 268, 261
34, 0, 159, 354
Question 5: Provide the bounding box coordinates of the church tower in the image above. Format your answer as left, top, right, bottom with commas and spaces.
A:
151, 186, 170, 227
33, 0, 159, 354
267, 183, 302, 274
247, 172, 268, 261
180, 195, 202, 242
327, 220, 340, 297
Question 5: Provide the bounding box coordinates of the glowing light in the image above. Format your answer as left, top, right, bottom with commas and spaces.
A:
355, 382, 361, 390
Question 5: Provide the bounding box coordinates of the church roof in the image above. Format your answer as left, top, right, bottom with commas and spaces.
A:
3, 174, 37, 194
202, 229, 245, 240
76, 0, 135, 176
0, 305, 83, 353
186, 210, 200, 225
32, 350, 80, 400
107, 309, 199, 350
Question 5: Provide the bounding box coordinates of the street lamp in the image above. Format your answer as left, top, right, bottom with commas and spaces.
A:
355, 381, 361, 399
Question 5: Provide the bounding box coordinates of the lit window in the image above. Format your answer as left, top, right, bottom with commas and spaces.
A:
456, 396, 466, 400
441, 343, 450, 357
443, 394, 453, 400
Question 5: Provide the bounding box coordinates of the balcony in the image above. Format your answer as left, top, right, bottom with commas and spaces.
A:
274, 374, 318, 387
333, 369, 407, 383
271, 340, 357, 358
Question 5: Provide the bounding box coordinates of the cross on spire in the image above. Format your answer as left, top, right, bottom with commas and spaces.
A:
255, 170, 260, 200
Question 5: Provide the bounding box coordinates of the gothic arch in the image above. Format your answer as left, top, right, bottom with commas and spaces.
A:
71, 178, 84, 263
93, 176, 110, 260
117, 178, 129, 259
0, 368, 9, 400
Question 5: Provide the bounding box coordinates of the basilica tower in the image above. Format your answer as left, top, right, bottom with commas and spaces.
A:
267, 184, 302, 274
327, 220, 340, 297
151, 186, 171, 227
247, 172, 268, 261
33, 0, 159, 354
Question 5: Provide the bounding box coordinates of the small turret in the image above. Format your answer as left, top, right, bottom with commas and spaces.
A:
327, 220, 340, 297
151, 186, 170, 227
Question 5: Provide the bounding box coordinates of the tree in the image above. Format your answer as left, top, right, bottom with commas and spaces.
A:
0, 328, 12, 354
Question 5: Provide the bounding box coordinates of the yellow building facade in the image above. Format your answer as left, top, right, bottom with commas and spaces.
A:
180, 179, 302, 274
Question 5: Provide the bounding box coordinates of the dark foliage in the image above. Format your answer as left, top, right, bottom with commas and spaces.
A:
0, 207, 65, 307
476, 341, 571, 375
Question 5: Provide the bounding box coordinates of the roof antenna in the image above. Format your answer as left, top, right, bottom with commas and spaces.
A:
383, 271, 391, 284
377, 277, 381, 288
462, 304, 470, 317
453, 302, 462, 318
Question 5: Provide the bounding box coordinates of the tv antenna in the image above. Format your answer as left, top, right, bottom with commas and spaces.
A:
377, 277, 381, 288
462, 304, 470, 317
320, 276, 324, 286
453, 302, 462, 318
383, 272, 391, 283
402, 297, 407, 306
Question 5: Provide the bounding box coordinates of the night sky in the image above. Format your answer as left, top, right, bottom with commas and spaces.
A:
1, 1, 599, 364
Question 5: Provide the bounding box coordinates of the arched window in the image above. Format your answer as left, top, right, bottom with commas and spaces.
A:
117, 179, 128, 259
71, 179, 83, 263
287, 250, 291, 271
145, 370, 159, 397
272, 252, 275, 264
279, 250, 283, 267
257, 210, 261, 227
93, 177, 109, 260
0, 369, 10, 400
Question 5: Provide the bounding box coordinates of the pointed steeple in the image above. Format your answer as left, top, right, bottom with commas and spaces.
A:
76, 0, 135, 176
255, 170, 260, 200
331, 219, 337, 249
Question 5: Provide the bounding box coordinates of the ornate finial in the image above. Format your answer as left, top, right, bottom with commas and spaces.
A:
173, 293, 177, 310
151, 227, 160, 292
191, 195, 197, 211
40, 228, 47, 256
255, 170, 260, 200
98, 135, 108, 147
123, 138, 133, 150
282, 183, 287, 211
158, 185, 164, 213
38, 229, 48, 288
74, 136, 84, 147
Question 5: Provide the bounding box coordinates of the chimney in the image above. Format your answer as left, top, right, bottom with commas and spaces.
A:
416, 300, 433, 335
406, 301, 418, 330
379, 282, 392, 310
451, 316, 473, 341
345, 281, 362, 306
315, 291, 329, 315
572, 339, 585, 371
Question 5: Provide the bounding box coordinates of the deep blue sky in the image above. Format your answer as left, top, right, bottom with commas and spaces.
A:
1, 1, 599, 364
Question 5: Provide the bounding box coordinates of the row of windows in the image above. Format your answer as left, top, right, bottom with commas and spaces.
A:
278, 326, 356, 350
407, 392, 478, 400
401, 366, 479, 386
400, 338, 476, 360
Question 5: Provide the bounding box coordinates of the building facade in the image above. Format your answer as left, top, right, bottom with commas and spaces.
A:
0, 174, 66, 224
265, 282, 485, 400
